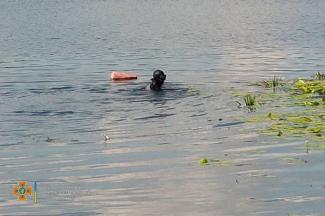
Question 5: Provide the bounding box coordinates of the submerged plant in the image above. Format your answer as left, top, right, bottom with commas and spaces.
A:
314, 72, 325, 80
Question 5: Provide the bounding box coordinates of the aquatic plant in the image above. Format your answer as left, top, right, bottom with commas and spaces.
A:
244, 94, 256, 111
253, 76, 285, 89
294, 79, 325, 95
303, 101, 320, 106
199, 158, 209, 165
199, 158, 232, 166
314, 72, 325, 80
242, 94, 257, 112
264, 76, 284, 89
233, 74, 325, 149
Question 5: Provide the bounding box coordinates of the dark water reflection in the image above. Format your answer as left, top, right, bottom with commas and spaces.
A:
1, 0, 325, 215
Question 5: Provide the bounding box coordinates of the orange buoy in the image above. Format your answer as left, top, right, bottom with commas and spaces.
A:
110, 71, 137, 81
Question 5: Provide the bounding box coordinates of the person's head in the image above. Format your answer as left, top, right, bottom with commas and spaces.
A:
150, 70, 166, 91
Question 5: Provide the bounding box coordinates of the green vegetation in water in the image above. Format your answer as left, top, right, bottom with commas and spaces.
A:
254, 76, 285, 89
314, 72, 325, 80
199, 158, 232, 166
244, 94, 256, 107
199, 158, 209, 165
233, 72, 325, 149
229, 91, 265, 112
243, 94, 257, 111
294, 79, 325, 95
303, 101, 320, 106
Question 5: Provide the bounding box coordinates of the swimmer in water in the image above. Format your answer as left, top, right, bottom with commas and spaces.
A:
111, 69, 166, 91
147, 69, 166, 91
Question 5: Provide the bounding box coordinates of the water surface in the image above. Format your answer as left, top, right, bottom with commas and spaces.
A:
1, 0, 325, 215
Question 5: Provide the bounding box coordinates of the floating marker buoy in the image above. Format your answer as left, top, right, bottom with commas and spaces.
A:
110, 71, 137, 81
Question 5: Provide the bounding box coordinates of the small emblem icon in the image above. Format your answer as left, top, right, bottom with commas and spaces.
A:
12, 181, 33, 201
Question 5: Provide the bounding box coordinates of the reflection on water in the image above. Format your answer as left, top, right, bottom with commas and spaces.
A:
1, 0, 325, 215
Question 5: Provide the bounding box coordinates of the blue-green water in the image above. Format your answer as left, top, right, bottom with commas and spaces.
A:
1, 0, 325, 215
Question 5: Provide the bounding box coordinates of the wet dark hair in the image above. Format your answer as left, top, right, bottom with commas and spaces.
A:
150, 70, 166, 91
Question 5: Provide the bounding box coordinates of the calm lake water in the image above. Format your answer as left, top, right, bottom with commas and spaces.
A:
1, 0, 325, 215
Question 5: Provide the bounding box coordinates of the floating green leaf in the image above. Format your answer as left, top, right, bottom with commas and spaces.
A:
304, 101, 320, 106
199, 158, 209, 165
